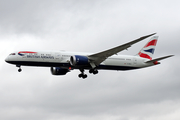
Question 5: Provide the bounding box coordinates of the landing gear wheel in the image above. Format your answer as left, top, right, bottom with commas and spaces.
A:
78, 74, 83, 78
89, 69, 93, 74
78, 69, 88, 79
89, 69, 98, 75
93, 70, 98, 74
18, 68, 22, 72
82, 74, 87, 79
78, 74, 87, 79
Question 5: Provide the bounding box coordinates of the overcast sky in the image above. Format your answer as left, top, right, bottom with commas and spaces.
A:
0, 0, 180, 120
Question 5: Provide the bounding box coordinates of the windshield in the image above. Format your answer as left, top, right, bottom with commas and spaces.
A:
9, 53, 16, 55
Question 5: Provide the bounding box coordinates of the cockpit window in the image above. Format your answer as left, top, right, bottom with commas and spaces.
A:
10, 53, 16, 55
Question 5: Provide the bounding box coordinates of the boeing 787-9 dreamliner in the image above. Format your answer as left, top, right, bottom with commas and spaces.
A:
5, 33, 173, 79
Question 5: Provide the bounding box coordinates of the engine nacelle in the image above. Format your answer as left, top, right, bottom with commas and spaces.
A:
70, 55, 89, 66
50, 67, 69, 75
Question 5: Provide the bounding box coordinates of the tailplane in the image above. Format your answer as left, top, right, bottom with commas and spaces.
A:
145, 55, 174, 64
136, 36, 158, 60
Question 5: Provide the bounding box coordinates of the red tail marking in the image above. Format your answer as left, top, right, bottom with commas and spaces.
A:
144, 40, 157, 48
138, 52, 152, 60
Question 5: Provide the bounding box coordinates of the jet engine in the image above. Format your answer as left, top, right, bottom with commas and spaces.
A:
50, 67, 69, 75
70, 55, 89, 66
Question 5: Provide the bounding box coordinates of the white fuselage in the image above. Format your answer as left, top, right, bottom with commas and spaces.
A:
5, 34, 173, 78
5, 50, 154, 71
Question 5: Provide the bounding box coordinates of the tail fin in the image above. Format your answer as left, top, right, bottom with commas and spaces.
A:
136, 36, 158, 60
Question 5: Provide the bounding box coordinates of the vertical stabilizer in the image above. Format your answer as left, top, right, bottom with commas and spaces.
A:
136, 36, 158, 60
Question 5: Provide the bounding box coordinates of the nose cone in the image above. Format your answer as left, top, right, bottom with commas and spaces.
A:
5, 56, 9, 63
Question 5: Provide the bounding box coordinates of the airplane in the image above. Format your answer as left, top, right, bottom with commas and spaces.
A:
5, 33, 174, 79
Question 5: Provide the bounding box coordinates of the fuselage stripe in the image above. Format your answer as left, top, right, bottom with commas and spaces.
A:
18, 51, 37, 56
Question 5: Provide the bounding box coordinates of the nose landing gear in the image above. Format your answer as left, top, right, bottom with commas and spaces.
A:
16, 65, 22, 72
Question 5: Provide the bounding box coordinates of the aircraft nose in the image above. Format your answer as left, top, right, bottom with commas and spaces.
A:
5, 56, 9, 63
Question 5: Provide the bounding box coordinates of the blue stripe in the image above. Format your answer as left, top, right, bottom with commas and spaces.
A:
144, 48, 155, 54
18, 53, 24, 56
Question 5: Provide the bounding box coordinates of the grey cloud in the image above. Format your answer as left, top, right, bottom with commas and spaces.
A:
0, 0, 180, 120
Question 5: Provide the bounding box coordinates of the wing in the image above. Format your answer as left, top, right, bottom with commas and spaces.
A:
88, 33, 156, 67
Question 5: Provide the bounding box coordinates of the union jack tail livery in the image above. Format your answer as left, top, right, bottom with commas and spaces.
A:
137, 36, 158, 60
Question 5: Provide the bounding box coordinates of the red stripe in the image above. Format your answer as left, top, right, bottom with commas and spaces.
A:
18, 51, 37, 54
144, 40, 157, 48
138, 52, 152, 60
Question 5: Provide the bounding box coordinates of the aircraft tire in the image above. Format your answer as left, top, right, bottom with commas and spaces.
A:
82, 74, 87, 79
18, 68, 22, 72
93, 70, 98, 74
78, 74, 83, 78
89, 69, 93, 74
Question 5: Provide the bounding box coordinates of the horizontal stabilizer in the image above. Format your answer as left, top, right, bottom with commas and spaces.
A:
145, 55, 174, 63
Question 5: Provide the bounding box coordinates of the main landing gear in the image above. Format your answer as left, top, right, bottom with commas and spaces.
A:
78, 69, 87, 79
78, 69, 99, 79
89, 69, 98, 74
16, 65, 22, 72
